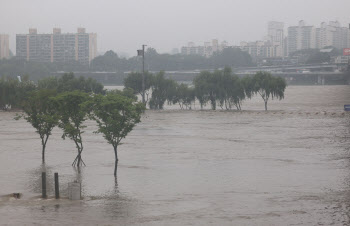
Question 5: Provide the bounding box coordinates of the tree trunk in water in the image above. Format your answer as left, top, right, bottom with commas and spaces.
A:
77, 149, 81, 166
211, 99, 216, 110
265, 101, 268, 111
76, 147, 83, 167
42, 144, 46, 163
114, 146, 118, 177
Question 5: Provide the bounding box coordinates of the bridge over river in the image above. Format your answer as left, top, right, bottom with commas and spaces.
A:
52, 63, 349, 85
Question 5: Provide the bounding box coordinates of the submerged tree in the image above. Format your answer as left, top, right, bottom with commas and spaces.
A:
18, 89, 59, 163
193, 73, 209, 109
252, 71, 287, 111
193, 70, 219, 110
149, 72, 177, 109
91, 93, 144, 176
124, 72, 153, 104
229, 75, 246, 110
53, 91, 91, 167
173, 83, 195, 110
193, 68, 234, 110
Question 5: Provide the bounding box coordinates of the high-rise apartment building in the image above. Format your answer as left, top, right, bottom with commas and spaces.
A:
240, 21, 285, 59
16, 28, 97, 65
0, 34, 10, 59
267, 21, 285, 56
212, 39, 219, 52
287, 20, 316, 55
287, 20, 349, 55
240, 40, 282, 58
316, 21, 349, 50
268, 21, 284, 43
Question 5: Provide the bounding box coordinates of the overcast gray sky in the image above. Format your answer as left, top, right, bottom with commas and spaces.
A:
1, 0, 349, 56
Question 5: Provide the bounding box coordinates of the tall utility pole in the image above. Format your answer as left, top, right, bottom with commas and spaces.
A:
142, 44, 146, 104
137, 44, 147, 104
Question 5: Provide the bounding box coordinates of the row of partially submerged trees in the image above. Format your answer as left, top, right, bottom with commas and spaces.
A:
1, 68, 286, 176
125, 67, 287, 111
7, 73, 144, 176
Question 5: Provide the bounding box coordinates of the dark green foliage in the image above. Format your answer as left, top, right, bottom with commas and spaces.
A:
252, 71, 287, 111
241, 76, 255, 99
107, 88, 138, 102
306, 52, 330, 64
90, 50, 131, 72
0, 77, 36, 109
0, 58, 51, 81
172, 83, 195, 110
90, 93, 144, 176
193, 71, 213, 109
0, 47, 254, 83
37, 76, 59, 90
289, 48, 332, 64
193, 73, 209, 109
193, 67, 247, 110
19, 89, 59, 162
149, 72, 177, 110
0, 73, 104, 110
0, 58, 88, 81
192, 68, 286, 111
38, 73, 105, 94
124, 71, 153, 103
217, 68, 246, 110
139, 47, 253, 71
209, 47, 254, 68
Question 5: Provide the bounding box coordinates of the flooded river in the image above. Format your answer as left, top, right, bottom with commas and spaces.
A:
0, 86, 350, 225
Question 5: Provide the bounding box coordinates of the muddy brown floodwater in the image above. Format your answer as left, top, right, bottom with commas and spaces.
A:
0, 86, 350, 225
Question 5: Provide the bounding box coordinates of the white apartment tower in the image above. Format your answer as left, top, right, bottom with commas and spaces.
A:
239, 21, 285, 59
267, 21, 285, 57
287, 20, 316, 55
212, 39, 219, 52
268, 21, 284, 43
316, 21, 349, 50
0, 34, 9, 59
316, 22, 334, 49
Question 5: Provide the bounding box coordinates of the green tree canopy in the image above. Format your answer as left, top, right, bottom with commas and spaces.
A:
193, 67, 247, 110
172, 83, 195, 110
19, 89, 59, 162
0, 77, 36, 109
149, 72, 177, 110
91, 93, 144, 176
124, 71, 153, 103
38, 73, 105, 94
252, 71, 287, 111
107, 88, 138, 102
52, 90, 91, 167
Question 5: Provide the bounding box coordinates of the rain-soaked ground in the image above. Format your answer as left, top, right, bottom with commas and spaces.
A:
0, 86, 350, 225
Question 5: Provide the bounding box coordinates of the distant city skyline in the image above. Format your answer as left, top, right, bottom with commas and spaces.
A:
0, 0, 349, 56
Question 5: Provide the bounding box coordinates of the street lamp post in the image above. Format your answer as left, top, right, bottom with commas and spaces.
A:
142, 44, 146, 104
138, 45, 147, 104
